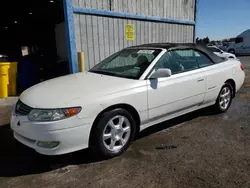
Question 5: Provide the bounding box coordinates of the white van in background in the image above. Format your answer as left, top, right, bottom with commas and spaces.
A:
227, 29, 250, 55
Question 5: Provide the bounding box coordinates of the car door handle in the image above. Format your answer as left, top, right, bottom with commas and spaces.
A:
197, 79, 204, 82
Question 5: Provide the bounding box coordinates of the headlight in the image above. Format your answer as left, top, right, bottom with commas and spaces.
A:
28, 107, 81, 121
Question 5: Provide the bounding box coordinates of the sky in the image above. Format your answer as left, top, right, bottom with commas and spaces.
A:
196, 0, 250, 40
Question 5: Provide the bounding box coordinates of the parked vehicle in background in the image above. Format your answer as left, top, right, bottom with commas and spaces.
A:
229, 38, 236, 43
11, 43, 245, 158
215, 43, 223, 50
218, 43, 230, 51
0, 54, 9, 62
227, 29, 250, 55
208, 46, 236, 59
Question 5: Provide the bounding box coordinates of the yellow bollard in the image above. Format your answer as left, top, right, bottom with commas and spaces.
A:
78, 52, 85, 72
8, 62, 18, 96
0, 62, 10, 98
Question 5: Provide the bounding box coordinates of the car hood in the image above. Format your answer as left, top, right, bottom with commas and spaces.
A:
20, 72, 143, 108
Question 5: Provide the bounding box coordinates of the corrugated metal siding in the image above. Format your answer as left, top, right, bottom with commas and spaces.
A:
73, 0, 195, 21
73, 0, 110, 9
74, 14, 194, 70
72, 0, 79, 6
111, 0, 195, 21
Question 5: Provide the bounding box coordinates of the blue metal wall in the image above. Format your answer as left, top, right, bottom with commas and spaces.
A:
63, 0, 78, 73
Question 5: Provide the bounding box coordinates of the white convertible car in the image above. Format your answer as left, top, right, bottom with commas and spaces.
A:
208, 45, 236, 59
11, 43, 245, 158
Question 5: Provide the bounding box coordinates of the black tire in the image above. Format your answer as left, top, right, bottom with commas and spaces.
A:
90, 108, 136, 158
214, 83, 233, 113
228, 49, 235, 54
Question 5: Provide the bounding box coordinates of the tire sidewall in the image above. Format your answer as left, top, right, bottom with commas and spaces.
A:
216, 83, 233, 112
92, 108, 136, 158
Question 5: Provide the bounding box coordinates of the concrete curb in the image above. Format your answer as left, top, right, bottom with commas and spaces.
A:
0, 97, 18, 126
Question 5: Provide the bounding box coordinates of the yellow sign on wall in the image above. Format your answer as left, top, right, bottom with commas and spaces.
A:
125, 24, 134, 40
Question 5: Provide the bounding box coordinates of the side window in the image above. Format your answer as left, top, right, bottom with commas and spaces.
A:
154, 49, 199, 74
215, 48, 222, 53
209, 47, 221, 53
194, 51, 213, 67
235, 37, 243, 43
154, 52, 172, 70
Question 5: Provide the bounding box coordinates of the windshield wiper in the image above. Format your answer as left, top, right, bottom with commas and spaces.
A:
89, 69, 137, 79
89, 70, 118, 76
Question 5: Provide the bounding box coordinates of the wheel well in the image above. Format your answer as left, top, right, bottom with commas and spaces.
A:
228, 49, 235, 54
89, 104, 141, 146
225, 79, 236, 97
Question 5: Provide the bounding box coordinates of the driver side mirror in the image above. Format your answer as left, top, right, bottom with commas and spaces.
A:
150, 68, 172, 79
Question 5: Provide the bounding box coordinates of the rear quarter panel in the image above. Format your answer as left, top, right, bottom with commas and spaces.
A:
201, 59, 242, 104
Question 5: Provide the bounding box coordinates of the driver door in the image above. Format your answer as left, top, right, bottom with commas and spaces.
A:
147, 49, 206, 120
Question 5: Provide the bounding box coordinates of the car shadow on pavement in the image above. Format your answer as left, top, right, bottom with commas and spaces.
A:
0, 124, 101, 177
0, 107, 216, 178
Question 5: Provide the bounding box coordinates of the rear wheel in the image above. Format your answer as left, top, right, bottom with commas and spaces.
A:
91, 108, 136, 158
214, 83, 233, 113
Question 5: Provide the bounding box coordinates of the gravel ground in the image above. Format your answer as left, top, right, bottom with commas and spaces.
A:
0, 57, 250, 188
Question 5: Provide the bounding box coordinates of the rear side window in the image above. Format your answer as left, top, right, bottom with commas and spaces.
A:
194, 51, 213, 67
155, 49, 199, 74
235, 37, 243, 43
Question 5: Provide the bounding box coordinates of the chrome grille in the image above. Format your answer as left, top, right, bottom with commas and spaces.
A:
15, 100, 33, 116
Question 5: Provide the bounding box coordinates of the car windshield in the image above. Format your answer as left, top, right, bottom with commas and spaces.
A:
89, 48, 162, 79
208, 47, 221, 53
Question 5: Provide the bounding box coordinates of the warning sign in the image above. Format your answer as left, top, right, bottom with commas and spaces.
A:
125, 24, 134, 41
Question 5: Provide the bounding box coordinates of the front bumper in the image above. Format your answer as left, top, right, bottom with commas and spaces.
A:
10, 110, 93, 155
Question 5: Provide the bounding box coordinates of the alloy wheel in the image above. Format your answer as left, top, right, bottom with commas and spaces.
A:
219, 86, 231, 110
102, 115, 131, 152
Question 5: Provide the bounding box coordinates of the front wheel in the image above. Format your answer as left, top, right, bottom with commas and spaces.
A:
214, 83, 233, 113
91, 108, 136, 158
